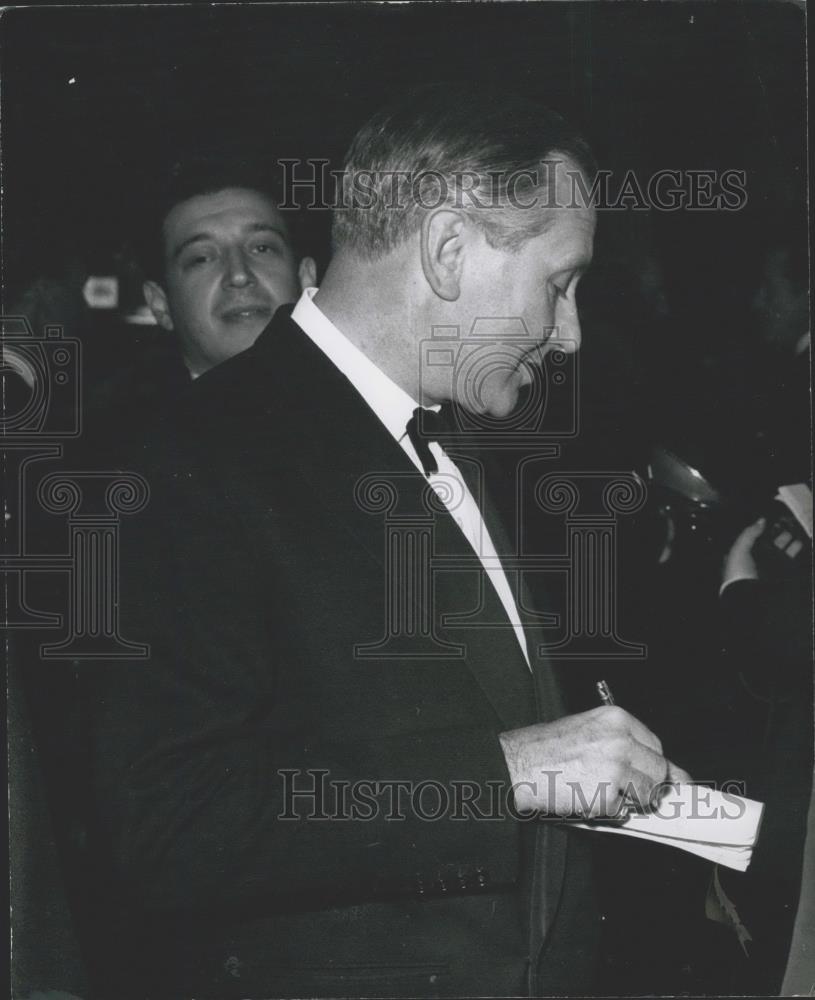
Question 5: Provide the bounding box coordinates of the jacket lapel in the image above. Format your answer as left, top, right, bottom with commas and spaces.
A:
249, 309, 538, 730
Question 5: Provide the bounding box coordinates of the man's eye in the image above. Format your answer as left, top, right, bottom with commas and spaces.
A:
182, 252, 213, 269
252, 242, 280, 255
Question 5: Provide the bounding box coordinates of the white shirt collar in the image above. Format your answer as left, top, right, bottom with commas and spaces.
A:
290, 289, 529, 665
291, 286, 427, 446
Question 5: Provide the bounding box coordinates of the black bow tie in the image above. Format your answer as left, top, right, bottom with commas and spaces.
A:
406, 406, 453, 476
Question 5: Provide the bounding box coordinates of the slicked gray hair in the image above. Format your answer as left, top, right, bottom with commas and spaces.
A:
332, 82, 596, 258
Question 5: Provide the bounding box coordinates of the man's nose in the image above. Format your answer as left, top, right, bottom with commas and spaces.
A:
222, 247, 255, 287
550, 302, 582, 354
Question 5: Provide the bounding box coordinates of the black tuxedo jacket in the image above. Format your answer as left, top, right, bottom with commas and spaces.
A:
87, 307, 598, 997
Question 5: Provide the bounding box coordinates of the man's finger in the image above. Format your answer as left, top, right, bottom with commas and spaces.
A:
666, 760, 692, 785
609, 740, 672, 812
593, 705, 663, 755
622, 714, 664, 756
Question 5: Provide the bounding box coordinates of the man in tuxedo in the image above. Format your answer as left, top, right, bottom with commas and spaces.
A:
87, 85, 688, 997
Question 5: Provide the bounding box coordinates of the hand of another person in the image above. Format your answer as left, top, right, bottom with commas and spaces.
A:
721, 517, 765, 592
499, 706, 691, 818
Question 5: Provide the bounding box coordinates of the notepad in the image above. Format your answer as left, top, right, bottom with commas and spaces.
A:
571, 784, 765, 872
776, 483, 813, 539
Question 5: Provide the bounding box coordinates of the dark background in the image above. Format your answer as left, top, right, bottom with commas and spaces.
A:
0, 1, 808, 463
1, 2, 806, 288
1, 4, 810, 997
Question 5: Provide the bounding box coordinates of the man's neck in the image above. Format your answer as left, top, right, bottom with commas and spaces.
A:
314, 253, 425, 403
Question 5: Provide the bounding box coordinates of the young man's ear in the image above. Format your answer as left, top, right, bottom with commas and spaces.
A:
420, 209, 465, 302
298, 256, 318, 291
143, 280, 174, 331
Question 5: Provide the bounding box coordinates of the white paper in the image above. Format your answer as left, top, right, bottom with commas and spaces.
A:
776, 483, 813, 539
569, 784, 765, 872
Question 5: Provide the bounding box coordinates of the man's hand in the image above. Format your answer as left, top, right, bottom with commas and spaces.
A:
721, 517, 765, 592
499, 706, 691, 818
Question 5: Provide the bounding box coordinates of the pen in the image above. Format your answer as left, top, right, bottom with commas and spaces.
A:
596, 679, 615, 707
597, 678, 636, 819
592, 678, 632, 821
596, 679, 677, 813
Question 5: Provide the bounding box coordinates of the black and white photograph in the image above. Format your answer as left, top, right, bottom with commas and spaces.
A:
1, 3, 811, 998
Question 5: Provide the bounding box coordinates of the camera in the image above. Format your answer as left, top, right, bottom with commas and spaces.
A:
644, 445, 810, 578
419, 318, 578, 447
0, 317, 82, 439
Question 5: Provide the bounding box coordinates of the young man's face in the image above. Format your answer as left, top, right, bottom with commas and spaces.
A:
145, 187, 315, 376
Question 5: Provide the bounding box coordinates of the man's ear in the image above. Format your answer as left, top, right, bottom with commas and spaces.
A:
298, 256, 318, 291
420, 209, 465, 302
143, 280, 174, 331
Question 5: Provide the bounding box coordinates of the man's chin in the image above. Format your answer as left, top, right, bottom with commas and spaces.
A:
215, 319, 271, 348
468, 387, 523, 422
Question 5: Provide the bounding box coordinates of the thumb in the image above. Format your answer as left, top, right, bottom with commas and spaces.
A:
747, 515, 766, 536
666, 760, 692, 785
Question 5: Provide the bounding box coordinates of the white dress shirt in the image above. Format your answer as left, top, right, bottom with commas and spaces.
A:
291, 287, 529, 666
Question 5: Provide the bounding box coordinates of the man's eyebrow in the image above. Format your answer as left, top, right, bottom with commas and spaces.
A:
171, 222, 289, 261
244, 221, 289, 240
554, 254, 593, 276
171, 233, 214, 261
